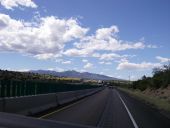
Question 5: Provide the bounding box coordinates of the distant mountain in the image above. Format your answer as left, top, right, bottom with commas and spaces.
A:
30, 70, 120, 81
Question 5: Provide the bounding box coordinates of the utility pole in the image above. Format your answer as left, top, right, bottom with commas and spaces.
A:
129, 75, 131, 84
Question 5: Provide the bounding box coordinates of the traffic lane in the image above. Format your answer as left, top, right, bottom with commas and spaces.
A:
111, 89, 134, 128
44, 88, 109, 126
43, 88, 135, 128
117, 88, 170, 128
98, 89, 134, 128
0, 112, 96, 128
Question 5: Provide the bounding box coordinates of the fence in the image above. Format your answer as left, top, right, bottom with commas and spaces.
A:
0, 79, 98, 98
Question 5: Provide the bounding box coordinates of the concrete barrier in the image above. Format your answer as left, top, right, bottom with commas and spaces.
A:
56, 91, 77, 105
83, 88, 101, 96
0, 87, 103, 115
0, 99, 4, 112
75, 88, 101, 99
3, 93, 58, 115
75, 89, 87, 99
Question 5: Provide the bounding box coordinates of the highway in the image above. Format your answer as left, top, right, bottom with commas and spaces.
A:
40, 88, 170, 128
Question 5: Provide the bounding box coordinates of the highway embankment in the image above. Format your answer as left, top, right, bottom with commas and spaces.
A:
118, 87, 170, 119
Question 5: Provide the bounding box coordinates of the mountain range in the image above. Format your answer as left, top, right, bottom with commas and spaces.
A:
30, 70, 120, 81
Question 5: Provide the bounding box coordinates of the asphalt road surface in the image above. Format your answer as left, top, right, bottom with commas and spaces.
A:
40, 88, 170, 128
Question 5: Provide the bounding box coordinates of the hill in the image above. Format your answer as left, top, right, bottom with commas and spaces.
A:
30, 70, 119, 81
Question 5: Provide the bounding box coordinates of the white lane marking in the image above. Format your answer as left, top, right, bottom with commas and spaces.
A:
116, 90, 139, 128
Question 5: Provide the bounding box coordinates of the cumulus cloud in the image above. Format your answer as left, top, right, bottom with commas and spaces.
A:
76, 38, 145, 52
82, 59, 88, 63
99, 61, 112, 65
0, 13, 88, 59
147, 44, 157, 48
92, 53, 100, 57
0, 0, 37, 10
34, 53, 56, 60
116, 58, 129, 63
99, 53, 124, 61
71, 26, 146, 57
13, 68, 30, 72
63, 48, 92, 57
83, 62, 93, 69
97, 53, 136, 64
156, 56, 170, 63
100, 72, 104, 74
62, 25, 158, 58
117, 61, 161, 70
96, 25, 119, 40
0, 12, 157, 63
47, 67, 64, 72
62, 60, 72, 64
105, 62, 112, 65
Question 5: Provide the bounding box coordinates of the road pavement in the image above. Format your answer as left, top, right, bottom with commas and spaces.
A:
1, 87, 170, 128
40, 88, 170, 128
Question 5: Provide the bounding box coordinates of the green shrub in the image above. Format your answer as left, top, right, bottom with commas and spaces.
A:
131, 64, 170, 90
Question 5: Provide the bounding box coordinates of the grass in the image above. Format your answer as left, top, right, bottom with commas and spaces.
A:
118, 87, 170, 113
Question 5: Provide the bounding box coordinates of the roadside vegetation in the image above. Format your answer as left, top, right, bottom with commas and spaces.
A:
111, 64, 170, 113
0, 70, 99, 98
119, 87, 170, 113
132, 64, 170, 91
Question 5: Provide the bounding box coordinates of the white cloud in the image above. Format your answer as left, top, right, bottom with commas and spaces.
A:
55, 67, 64, 72
100, 53, 123, 61
80, 69, 86, 72
99, 61, 104, 64
92, 53, 100, 57
117, 61, 161, 70
55, 58, 63, 63
14, 68, 30, 72
130, 75, 139, 81
99, 61, 112, 65
72, 26, 147, 57
82, 59, 88, 63
104, 62, 112, 65
147, 44, 157, 48
83, 62, 93, 69
0, 13, 88, 60
116, 58, 129, 63
47, 67, 64, 72
0, 12, 157, 64
100, 72, 104, 74
96, 25, 119, 40
64, 25, 157, 58
47, 68, 55, 71
99, 61, 105, 64
0, 0, 37, 10
34, 53, 55, 60
62, 60, 71, 64
156, 56, 170, 63
63, 48, 92, 57
98, 53, 136, 64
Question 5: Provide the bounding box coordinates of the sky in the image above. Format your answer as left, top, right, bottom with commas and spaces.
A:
0, 0, 170, 80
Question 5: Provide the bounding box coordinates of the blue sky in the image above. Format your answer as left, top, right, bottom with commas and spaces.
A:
0, 0, 170, 80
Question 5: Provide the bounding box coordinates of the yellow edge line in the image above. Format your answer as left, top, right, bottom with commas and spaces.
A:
38, 97, 87, 119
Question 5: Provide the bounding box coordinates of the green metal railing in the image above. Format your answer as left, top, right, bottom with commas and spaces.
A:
0, 79, 97, 98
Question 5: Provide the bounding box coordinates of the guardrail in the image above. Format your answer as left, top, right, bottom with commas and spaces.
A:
0, 87, 104, 115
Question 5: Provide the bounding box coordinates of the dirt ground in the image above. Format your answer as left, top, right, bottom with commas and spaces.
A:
142, 85, 170, 103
